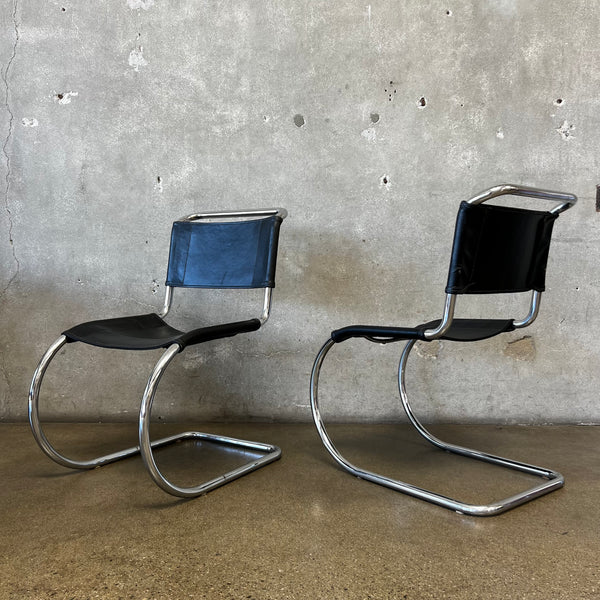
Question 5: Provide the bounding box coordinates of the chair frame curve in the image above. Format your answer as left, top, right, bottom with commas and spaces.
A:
310, 336, 564, 516
29, 337, 281, 498
29, 207, 286, 498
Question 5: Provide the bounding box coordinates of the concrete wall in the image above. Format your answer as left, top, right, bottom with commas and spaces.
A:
1, 0, 599, 423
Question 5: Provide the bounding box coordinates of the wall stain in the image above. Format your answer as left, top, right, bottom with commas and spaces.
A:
415, 340, 442, 360
503, 336, 536, 362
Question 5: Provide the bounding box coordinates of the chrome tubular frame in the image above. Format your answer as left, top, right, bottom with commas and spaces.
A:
260, 287, 273, 324
467, 183, 577, 214
181, 208, 288, 222
158, 285, 173, 319
159, 282, 273, 325
397, 340, 563, 515
513, 290, 542, 329
29, 339, 281, 498
422, 294, 456, 340
310, 336, 564, 516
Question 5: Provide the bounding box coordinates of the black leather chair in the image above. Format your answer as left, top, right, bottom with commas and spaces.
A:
310, 185, 576, 516
29, 208, 287, 497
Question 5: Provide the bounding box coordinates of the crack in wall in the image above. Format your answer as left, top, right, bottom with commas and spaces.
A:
2, 0, 20, 296
0, 355, 12, 419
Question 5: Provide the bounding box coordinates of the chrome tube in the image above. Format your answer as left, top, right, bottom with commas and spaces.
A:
467, 184, 577, 214
309, 334, 563, 517
29, 336, 147, 469
422, 294, 456, 340
29, 338, 281, 496
259, 287, 273, 324
310, 338, 367, 475
513, 291, 542, 329
181, 208, 288, 222
139, 344, 281, 498
397, 340, 564, 515
157, 285, 173, 318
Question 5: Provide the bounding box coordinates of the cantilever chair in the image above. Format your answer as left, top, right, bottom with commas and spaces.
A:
29, 208, 287, 498
310, 184, 577, 516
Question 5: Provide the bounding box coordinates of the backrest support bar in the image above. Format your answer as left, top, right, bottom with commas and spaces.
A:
467, 184, 577, 214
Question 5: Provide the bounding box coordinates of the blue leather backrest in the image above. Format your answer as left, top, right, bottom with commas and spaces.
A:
166, 215, 283, 288
445, 201, 558, 294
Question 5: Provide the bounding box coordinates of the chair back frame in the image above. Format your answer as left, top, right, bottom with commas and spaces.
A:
158, 208, 287, 324
422, 184, 576, 340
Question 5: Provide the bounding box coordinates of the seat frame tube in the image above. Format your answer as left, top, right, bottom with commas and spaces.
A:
310, 337, 564, 516
28, 337, 281, 498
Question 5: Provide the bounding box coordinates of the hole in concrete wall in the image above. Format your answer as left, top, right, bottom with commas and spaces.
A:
556, 120, 574, 140
370, 113, 380, 124
384, 81, 397, 102
554, 98, 563, 106
380, 175, 390, 187
418, 96, 427, 108
446, 9, 452, 15
54, 91, 78, 104
293, 114, 305, 128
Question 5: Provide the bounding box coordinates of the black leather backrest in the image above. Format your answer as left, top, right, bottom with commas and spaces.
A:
166, 215, 283, 288
445, 201, 558, 294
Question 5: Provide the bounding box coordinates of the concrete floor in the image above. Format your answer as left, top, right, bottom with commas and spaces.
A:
1, 422, 599, 599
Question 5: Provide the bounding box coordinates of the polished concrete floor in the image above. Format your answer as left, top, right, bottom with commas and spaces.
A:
2, 422, 599, 599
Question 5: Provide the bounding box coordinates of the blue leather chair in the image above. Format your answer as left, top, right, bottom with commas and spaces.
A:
29, 208, 287, 498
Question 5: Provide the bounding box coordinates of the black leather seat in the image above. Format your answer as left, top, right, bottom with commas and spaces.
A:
63, 313, 261, 350
331, 318, 515, 344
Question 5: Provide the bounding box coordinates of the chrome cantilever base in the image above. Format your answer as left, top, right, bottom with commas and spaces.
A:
310, 338, 564, 517
28, 336, 281, 498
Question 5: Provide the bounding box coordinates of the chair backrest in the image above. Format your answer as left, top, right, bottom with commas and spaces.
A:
423, 185, 576, 339
166, 212, 284, 289
445, 201, 558, 295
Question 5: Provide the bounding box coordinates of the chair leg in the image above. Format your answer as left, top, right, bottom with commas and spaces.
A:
29, 335, 152, 468
29, 338, 281, 497
138, 344, 281, 498
310, 337, 564, 516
